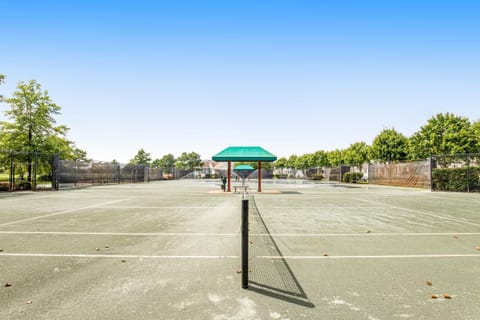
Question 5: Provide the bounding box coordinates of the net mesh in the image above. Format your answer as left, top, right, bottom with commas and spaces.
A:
247, 195, 314, 307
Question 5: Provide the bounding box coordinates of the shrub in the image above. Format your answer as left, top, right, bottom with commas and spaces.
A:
343, 172, 364, 183
432, 167, 480, 192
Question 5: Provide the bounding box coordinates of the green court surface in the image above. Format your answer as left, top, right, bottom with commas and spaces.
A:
1, 180, 480, 319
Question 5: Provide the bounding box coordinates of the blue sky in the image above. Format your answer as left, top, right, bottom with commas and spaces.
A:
1, 0, 479, 162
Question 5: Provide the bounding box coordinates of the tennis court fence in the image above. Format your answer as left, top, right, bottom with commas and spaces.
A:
0, 151, 163, 192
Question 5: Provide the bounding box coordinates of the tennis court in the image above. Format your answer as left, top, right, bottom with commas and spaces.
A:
1, 180, 479, 319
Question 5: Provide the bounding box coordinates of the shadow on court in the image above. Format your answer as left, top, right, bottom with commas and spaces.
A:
248, 195, 315, 308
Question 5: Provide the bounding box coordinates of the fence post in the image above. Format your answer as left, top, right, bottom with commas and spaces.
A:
466, 153, 470, 193
241, 199, 249, 289
9, 152, 14, 192
52, 154, 59, 190
33, 152, 38, 191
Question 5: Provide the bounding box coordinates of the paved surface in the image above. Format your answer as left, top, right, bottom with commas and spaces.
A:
1, 180, 480, 319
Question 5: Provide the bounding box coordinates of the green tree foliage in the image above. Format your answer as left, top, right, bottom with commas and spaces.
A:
176, 152, 202, 170
151, 159, 161, 168
129, 148, 152, 165
326, 149, 344, 167
409, 113, 477, 159
286, 155, 298, 169
344, 142, 370, 166
0, 74, 5, 101
156, 154, 176, 173
0, 80, 85, 179
273, 157, 287, 169
470, 120, 480, 152
295, 153, 314, 171
370, 128, 408, 162
312, 150, 329, 167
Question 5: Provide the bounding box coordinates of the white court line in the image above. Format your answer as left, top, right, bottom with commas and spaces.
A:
102, 206, 238, 209
352, 197, 480, 227
0, 231, 239, 236
0, 198, 131, 227
0, 253, 479, 259
0, 253, 238, 259
1, 231, 480, 237
260, 254, 480, 259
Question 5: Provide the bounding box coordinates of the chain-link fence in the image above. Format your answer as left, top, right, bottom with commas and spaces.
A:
367, 160, 431, 189
57, 160, 163, 189
0, 151, 55, 192
431, 153, 480, 192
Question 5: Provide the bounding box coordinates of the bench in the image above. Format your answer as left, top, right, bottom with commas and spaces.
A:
232, 185, 248, 192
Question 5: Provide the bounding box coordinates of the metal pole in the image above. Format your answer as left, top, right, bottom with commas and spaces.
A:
257, 161, 262, 192
241, 199, 249, 289
466, 153, 470, 193
33, 152, 38, 191
9, 152, 14, 192
227, 161, 231, 192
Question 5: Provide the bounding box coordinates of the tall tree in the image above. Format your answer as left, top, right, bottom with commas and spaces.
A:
1, 80, 80, 180
273, 157, 287, 169
156, 153, 176, 173
472, 120, 480, 153
176, 152, 202, 170
312, 150, 329, 167
129, 148, 152, 165
370, 128, 408, 163
344, 142, 370, 166
409, 113, 476, 158
327, 149, 345, 167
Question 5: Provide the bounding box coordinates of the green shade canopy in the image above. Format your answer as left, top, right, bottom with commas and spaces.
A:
212, 146, 277, 162
234, 165, 254, 171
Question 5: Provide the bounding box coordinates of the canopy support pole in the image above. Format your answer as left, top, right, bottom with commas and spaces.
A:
257, 161, 262, 192
227, 161, 231, 192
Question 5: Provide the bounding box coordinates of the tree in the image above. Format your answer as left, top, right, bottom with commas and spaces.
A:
0, 74, 5, 101
273, 157, 287, 169
311, 150, 329, 167
472, 120, 480, 153
0, 80, 80, 180
156, 154, 176, 173
326, 149, 345, 167
370, 128, 408, 163
409, 113, 477, 159
344, 142, 370, 166
129, 148, 152, 165
176, 152, 202, 170
286, 155, 298, 169
295, 153, 314, 171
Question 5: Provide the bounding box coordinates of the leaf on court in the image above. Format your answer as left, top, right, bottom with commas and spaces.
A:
476, 246, 480, 250
0, 249, 3, 252
95, 248, 100, 251
431, 294, 438, 299
250, 241, 254, 244
236, 270, 242, 274
366, 230, 371, 233
121, 259, 126, 263
323, 253, 328, 257
4, 283, 12, 287
453, 235, 458, 239
443, 294, 452, 299
105, 245, 110, 249
426, 281, 433, 286
26, 300, 33, 304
